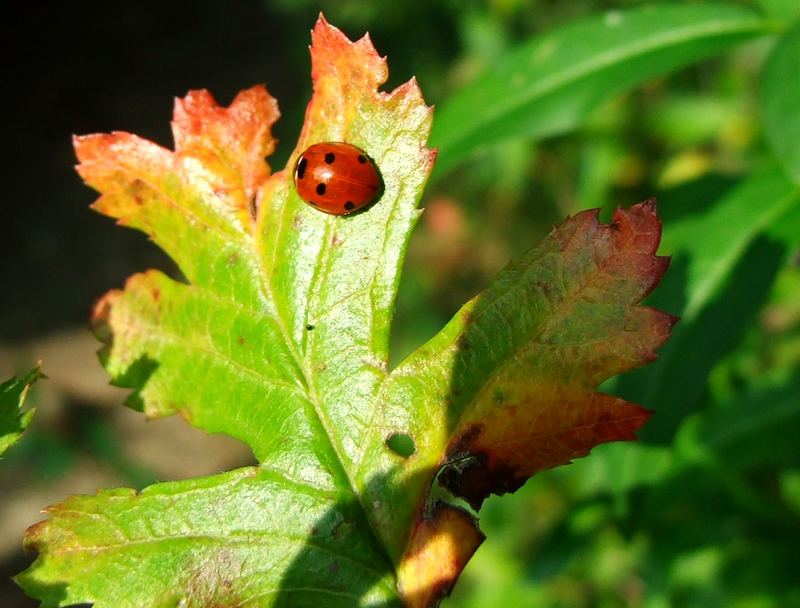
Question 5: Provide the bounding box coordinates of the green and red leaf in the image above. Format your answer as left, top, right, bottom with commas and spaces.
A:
19, 16, 673, 608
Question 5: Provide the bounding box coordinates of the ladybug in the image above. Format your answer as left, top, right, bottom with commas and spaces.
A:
293, 142, 383, 215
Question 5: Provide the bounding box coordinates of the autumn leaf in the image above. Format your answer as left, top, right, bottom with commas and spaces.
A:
18, 16, 672, 608
0, 367, 40, 457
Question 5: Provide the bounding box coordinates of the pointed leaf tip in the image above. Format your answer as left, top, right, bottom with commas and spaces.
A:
296, 12, 433, 162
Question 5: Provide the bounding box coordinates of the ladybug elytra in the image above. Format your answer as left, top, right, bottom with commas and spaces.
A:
293, 142, 383, 215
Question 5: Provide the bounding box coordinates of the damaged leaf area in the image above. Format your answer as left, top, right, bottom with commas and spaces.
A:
0, 367, 40, 456
18, 16, 673, 608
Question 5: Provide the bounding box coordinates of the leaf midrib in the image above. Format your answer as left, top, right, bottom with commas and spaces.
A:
49, 529, 390, 583
253, 174, 399, 581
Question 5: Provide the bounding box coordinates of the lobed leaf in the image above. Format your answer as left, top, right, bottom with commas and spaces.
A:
21, 16, 674, 608
24, 16, 436, 606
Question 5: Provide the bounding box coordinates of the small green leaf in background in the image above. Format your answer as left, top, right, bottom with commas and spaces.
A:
430, 4, 769, 176
0, 367, 40, 457
762, 20, 800, 184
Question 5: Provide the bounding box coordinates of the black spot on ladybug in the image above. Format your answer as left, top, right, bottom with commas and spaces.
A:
293, 143, 383, 216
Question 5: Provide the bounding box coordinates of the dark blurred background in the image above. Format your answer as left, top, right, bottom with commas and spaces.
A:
2, 1, 799, 607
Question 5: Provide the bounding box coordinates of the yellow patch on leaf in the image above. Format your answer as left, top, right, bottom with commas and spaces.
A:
397, 502, 484, 608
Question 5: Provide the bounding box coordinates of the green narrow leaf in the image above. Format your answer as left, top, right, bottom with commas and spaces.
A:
762, 20, 800, 184
0, 367, 40, 456
22, 17, 435, 607
431, 4, 768, 176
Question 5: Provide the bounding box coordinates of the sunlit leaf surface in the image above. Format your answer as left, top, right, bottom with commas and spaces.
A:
18, 17, 672, 608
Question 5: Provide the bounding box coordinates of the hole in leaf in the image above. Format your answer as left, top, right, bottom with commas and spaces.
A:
386, 433, 416, 458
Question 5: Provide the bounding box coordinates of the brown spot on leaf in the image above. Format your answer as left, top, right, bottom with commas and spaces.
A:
442, 389, 653, 510
439, 424, 525, 510
440, 451, 525, 511
181, 547, 248, 607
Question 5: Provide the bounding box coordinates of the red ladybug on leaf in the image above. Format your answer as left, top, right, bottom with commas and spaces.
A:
293, 142, 383, 215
